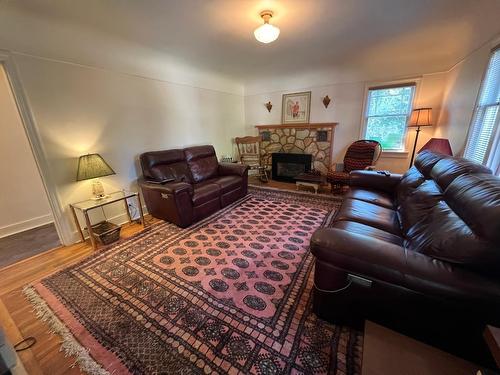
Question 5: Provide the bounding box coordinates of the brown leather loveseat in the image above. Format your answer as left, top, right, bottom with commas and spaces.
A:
139, 145, 249, 227
311, 151, 500, 366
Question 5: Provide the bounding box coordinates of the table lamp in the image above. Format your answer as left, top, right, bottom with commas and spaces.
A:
408, 108, 433, 167
418, 138, 453, 156
76, 153, 115, 199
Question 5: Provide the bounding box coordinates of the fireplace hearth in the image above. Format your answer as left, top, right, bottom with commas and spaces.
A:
272, 153, 312, 182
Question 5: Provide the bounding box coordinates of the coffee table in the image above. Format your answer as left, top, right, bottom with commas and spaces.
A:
294, 173, 327, 194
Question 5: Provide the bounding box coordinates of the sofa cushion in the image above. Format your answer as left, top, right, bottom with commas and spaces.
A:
430, 158, 492, 190
140, 149, 191, 182
396, 166, 426, 205
184, 145, 219, 183
209, 175, 242, 194
445, 173, 500, 244
405, 199, 499, 273
345, 187, 394, 209
192, 183, 220, 206
414, 150, 450, 178
398, 180, 443, 233
332, 220, 403, 246
334, 198, 401, 235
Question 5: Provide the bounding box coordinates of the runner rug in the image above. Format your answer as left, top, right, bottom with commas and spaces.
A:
24, 186, 363, 375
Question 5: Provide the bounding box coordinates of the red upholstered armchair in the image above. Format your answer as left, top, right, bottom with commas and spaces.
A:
327, 140, 382, 191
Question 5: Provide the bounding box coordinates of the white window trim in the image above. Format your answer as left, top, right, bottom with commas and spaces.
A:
359, 77, 422, 155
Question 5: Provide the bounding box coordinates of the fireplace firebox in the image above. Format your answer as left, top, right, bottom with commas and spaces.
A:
272, 153, 312, 182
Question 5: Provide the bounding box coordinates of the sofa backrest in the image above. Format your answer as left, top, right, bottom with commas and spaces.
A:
184, 145, 219, 183
140, 149, 192, 182
396, 151, 450, 205
405, 173, 500, 273
413, 150, 450, 178
430, 157, 491, 190
399, 152, 499, 274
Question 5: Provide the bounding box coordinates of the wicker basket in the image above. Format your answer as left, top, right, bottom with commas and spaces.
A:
91, 221, 121, 245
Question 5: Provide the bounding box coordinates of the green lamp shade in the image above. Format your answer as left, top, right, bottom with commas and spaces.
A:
76, 153, 115, 181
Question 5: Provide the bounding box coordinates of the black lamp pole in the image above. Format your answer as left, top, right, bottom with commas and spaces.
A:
409, 125, 421, 168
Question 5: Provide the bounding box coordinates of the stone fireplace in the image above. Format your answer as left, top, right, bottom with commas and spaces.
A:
255, 123, 337, 175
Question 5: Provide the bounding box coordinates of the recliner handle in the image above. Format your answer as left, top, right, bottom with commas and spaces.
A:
348, 273, 373, 288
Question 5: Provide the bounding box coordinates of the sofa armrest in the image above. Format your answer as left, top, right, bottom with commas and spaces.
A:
349, 170, 402, 193
218, 163, 249, 177
311, 228, 500, 305
311, 228, 406, 285
138, 178, 193, 196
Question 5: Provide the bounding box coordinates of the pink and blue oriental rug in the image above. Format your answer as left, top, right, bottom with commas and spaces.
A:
24, 186, 362, 375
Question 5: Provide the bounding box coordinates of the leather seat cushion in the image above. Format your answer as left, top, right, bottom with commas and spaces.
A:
209, 175, 242, 194
396, 166, 426, 205
332, 220, 404, 246
192, 183, 220, 206
345, 187, 394, 209
334, 198, 401, 235
398, 180, 443, 233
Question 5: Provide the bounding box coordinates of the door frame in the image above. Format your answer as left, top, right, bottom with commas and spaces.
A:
0, 50, 72, 245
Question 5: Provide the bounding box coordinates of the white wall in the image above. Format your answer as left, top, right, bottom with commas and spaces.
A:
436, 41, 496, 155
244, 72, 447, 173
12, 54, 245, 244
0, 65, 52, 237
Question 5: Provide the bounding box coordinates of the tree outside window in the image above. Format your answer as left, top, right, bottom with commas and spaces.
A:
364, 84, 416, 151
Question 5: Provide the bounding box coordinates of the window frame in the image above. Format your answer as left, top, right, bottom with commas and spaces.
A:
463, 45, 500, 169
360, 78, 421, 157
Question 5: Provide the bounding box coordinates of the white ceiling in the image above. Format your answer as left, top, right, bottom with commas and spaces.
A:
1, 0, 500, 89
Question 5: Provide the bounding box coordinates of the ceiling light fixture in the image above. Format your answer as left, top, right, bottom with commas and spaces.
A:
254, 10, 280, 44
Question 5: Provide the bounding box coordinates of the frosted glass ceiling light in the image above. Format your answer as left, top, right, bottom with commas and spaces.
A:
254, 10, 280, 44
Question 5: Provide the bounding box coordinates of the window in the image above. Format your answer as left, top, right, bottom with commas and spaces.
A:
363, 83, 416, 151
464, 47, 500, 174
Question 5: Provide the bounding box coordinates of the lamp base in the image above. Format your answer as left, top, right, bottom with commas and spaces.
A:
90, 194, 110, 201
91, 179, 108, 200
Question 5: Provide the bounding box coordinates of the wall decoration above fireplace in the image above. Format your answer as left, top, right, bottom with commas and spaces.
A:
282, 91, 311, 124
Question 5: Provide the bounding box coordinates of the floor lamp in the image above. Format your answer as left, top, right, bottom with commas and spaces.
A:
407, 108, 433, 167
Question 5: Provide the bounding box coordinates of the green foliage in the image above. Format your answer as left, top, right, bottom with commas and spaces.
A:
365, 86, 414, 150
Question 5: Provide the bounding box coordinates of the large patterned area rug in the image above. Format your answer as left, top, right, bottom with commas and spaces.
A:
24, 186, 362, 375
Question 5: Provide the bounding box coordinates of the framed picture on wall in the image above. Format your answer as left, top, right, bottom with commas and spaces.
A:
282, 91, 311, 124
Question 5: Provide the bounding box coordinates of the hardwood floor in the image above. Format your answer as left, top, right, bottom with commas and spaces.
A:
0, 218, 158, 374
0, 223, 61, 268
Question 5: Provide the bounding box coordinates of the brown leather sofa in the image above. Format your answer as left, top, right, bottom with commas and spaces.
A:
311, 151, 500, 366
138, 145, 249, 227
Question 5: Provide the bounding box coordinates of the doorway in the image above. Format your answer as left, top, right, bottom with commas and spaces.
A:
0, 64, 61, 268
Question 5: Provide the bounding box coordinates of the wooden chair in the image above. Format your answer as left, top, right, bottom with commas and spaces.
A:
327, 140, 382, 191
235, 136, 269, 182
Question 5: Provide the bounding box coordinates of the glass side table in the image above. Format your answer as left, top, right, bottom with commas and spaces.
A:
70, 190, 145, 250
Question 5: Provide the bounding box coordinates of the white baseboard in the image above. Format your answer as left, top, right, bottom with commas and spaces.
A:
0, 213, 54, 239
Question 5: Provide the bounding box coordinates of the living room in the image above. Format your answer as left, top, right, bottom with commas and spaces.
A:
0, 1, 499, 374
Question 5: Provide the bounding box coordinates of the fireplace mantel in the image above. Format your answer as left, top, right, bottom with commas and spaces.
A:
255, 123, 337, 130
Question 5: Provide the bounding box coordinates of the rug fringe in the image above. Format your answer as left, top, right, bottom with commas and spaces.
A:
22, 285, 111, 375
